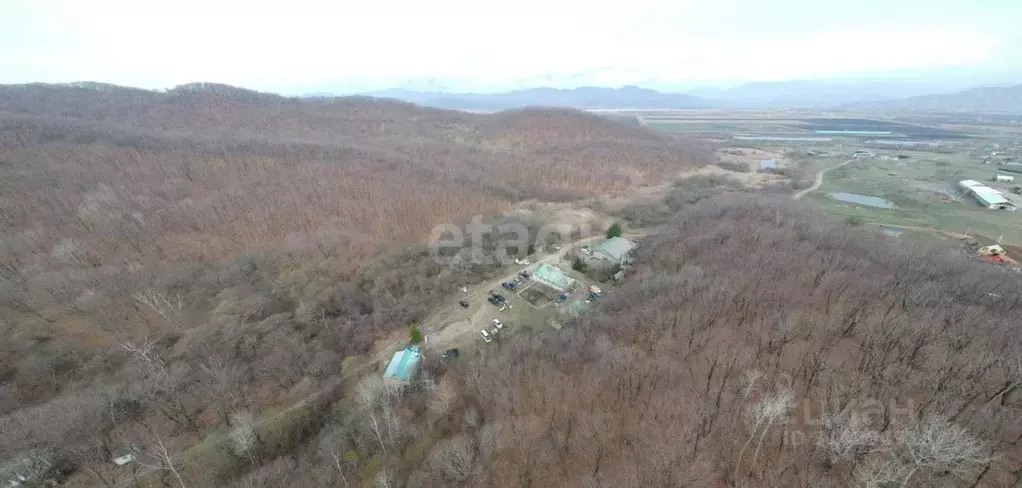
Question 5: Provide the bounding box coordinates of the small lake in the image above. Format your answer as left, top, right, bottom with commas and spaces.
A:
814, 130, 893, 135
829, 192, 898, 208
733, 135, 833, 141
879, 226, 904, 236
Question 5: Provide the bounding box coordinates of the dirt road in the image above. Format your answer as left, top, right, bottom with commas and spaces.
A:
418, 235, 602, 349
114, 234, 603, 486
793, 160, 852, 200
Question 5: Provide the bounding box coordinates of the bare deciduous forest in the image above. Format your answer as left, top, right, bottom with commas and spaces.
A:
440, 197, 1022, 487
2, 83, 1019, 488
0, 83, 710, 486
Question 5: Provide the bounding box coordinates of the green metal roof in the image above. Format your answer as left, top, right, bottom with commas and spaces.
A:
593, 237, 637, 262
384, 346, 421, 381
533, 263, 575, 291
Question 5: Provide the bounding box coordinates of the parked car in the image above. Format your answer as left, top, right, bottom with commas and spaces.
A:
550, 243, 561, 251
555, 293, 568, 303
459, 300, 469, 308
501, 282, 512, 290
480, 330, 492, 343
442, 348, 459, 358
492, 319, 503, 330
520, 270, 530, 278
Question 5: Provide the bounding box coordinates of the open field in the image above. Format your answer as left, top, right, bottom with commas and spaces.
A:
614, 109, 1022, 247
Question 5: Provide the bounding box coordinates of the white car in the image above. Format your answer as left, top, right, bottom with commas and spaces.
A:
492, 319, 503, 330
480, 329, 492, 343
514, 258, 530, 265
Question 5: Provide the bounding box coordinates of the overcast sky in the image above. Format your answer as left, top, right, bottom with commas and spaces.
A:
2, 0, 1021, 93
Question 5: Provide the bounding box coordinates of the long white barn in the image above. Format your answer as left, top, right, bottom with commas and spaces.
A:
958, 180, 1016, 210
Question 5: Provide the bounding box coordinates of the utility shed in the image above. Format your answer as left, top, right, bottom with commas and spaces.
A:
996, 174, 1015, 182
383, 346, 421, 382
592, 237, 638, 264
759, 159, 777, 171
533, 263, 575, 292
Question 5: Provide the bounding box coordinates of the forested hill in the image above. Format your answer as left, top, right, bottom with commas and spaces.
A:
444, 197, 1022, 487
0, 82, 708, 265
0, 82, 710, 486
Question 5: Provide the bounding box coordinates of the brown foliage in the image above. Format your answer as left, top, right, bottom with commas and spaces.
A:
0, 82, 709, 482
439, 196, 1022, 487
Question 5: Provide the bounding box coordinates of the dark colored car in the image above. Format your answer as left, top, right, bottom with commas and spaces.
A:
488, 295, 500, 305
501, 282, 512, 290
459, 300, 469, 308
520, 271, 530, 278
555, 293, 568, 303
442, 348, 459, 359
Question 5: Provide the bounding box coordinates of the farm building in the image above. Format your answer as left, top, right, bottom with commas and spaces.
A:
591, 237, 637, 264
533, 263, 575, 292
995, 174, 1015, 182
958, 180, 1017, 210
383, 346, 421, 382
759, 159, 777, 171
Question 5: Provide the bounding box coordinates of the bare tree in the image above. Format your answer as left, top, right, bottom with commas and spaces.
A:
851, 456, 907, 488
733, 369, 764, 427
136, 432, 186, 488
200, 356, 240, 425
131, 289, 184, 321
893, 416, 991, 487
429, 376, 458, 415
228, 410, 259, 465
318, 424, 354, 487
121, 337, 168, 378
987, 353, 1022, 406
121, 337, 197, 429
734, 388, 795, 475
427, 434, 478, 482
816, 410, 882, 465
374, 467, 396, 488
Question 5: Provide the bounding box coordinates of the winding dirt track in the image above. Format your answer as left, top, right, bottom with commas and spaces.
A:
793, 159, 853, 200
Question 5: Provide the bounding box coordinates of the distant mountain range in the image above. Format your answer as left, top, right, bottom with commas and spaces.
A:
688, 80, 971, 108
310, 86, 712, 110
306, 80, 1022, 113
850, 83, 1022, 113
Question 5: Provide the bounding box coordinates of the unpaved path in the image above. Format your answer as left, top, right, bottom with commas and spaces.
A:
793, 159, 853, 200
419, 235, 603, 349
115, 234, 604, 487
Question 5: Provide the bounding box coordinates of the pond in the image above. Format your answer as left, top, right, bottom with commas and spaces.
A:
829, 192, 898, 209
879, 226, 904, 236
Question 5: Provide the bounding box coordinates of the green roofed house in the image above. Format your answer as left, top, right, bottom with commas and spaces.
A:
383, 346, 421, 382
592, 237, 637, 264
533, 263, 576, 292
